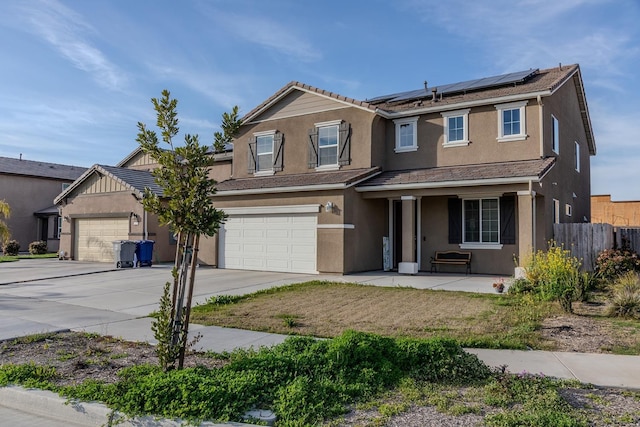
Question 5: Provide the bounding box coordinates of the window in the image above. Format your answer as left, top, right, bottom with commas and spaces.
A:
553, 199, 560, 224
463, 198, 499, 244
55, 216, 61, 239
308, 120, 351, 170
496, 101, 527, 142
393, 116, 418, 152
248, 130, 283, 175
552, 115, 559, 153
441, 109, 470, 146
566, 204, 573, 217
574, 141, 580, 172
256, 134, 273, 172
318, 124, 339, 166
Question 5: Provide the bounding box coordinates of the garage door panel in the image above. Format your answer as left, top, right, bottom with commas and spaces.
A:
220, 213, 317, 274
75, 218, 129, 263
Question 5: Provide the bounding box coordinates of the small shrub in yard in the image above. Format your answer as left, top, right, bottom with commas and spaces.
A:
607, 271, 640, 319
595, 248, 640, 281
2, 239, 19, 256
28, 240, 48, 255
518, 242, 582, 312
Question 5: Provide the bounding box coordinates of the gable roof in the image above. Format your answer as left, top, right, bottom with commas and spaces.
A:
241, 81, 378, 124
0, 156, 85, 181
356, 158, 555, 192
54, 164, 164, 204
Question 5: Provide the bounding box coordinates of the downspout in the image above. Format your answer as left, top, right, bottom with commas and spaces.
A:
144, 210, 148, 240
537, 95, 544, 158
530, 180, 536, 251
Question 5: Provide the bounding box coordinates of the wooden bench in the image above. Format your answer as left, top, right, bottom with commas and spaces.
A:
430, 251, 472, 274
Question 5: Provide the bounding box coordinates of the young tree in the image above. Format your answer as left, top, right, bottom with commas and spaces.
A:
137, 90, 240, 370
213, 106, 241, 153
0, 200, 11, 244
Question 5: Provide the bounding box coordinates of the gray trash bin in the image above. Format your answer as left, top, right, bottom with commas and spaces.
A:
113, 240, 136, 268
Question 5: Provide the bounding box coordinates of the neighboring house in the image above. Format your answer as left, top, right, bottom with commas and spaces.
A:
591, 195, 640, 226
55, 147, 232, 264
208, 64, 595, 275
0, 156, 85, 253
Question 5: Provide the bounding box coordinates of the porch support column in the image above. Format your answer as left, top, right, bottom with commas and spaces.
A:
399, 195, 418, 275
517, 190, 536, 265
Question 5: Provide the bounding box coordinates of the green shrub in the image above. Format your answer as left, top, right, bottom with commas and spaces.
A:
607, 271, 640, 319
595, 248, 640, 281
28, 240, 48, 255
0, 363, 58, 389
2, 239, 19, 256
521, 242, 582, 312
59, 330, 490, 425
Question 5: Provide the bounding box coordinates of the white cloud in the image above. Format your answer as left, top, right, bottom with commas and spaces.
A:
13, 0, 127, 91
203, 9, 321, 62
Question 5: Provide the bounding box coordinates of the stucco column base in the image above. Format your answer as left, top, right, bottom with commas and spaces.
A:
399, 262, 419, 275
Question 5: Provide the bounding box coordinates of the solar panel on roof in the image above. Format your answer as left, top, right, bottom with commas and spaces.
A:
367, 69, 539, 103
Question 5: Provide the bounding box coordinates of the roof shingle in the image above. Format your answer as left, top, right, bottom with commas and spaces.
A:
0, 156, 85, 181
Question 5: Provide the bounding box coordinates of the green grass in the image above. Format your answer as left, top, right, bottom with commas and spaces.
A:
0, 253, 58, 262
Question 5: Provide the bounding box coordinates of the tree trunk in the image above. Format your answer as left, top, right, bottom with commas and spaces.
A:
178, 233, 200, 368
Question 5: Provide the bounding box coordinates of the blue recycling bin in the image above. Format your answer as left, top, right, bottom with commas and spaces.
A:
135, 240, 155, 267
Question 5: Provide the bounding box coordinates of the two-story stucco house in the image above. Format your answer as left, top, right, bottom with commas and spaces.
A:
0, 156, 85, 253
205, 64, 595, 276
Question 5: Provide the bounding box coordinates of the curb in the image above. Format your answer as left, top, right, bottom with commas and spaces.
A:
0, 386, 261, 426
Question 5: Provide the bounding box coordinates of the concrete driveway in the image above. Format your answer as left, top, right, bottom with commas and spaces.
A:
0, 259, 497, 341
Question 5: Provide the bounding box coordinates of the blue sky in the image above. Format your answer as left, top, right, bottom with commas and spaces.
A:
0, 0, 639, 200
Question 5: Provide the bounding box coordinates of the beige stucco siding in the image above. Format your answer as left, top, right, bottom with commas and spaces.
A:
235, 103, 376, 178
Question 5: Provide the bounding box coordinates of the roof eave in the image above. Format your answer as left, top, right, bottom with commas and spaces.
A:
355, 176, 543, 193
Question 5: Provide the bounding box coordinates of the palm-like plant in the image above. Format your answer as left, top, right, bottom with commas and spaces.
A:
0, 200, 10, 244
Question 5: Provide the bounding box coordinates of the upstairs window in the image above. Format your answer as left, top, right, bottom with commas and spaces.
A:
308, 120, 351, 170
248, 130, 284, 175
552, 115, 559, 153
441, 109, 470, 146
393, 116, 418, 152
496, 101, 527, 142
574, 141, 580, 172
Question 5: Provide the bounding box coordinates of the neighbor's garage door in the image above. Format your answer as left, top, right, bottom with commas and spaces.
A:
75, 218, 129, 262
219, 213, 317, 274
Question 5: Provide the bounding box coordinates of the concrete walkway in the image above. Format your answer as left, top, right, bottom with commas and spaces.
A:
2, 259, 640, 425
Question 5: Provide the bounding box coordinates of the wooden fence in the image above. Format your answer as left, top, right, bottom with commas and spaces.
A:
553, 223, 616, 272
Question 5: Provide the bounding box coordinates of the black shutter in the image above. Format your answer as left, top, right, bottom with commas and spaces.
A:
247, 137, 257, 173
308, 128, 318, 168
273, 132, 284, 172
448, 198, 462, 244
500, 195, 516, 245
338, 122, 351, 166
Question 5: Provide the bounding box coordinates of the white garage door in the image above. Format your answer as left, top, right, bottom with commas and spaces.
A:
219, 213, 317, 274
75, 218, 129, 262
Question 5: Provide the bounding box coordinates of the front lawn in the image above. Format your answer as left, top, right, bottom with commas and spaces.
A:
0, 253, 58, 262
191, 280, 640, 354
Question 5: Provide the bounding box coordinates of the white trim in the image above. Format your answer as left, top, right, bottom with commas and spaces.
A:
574, 141, 580, 172
565, 204, 572, 217
223, 204, 320, 215
460, 243, 503, 250
253, 129, 276, 137
441, 109, 470, 146
416, 196, 422, 270
553, 198, 560, 224
401, 195, 416, 201
496, 101, 528, 142
246, 106, 350, 125
317, 224, 355, 229
393, 116, 419, 153
356, 176, 542, 193
462, 197, 500, 246
376, 91, 551, 119
314, 119, 343, 127
388, 198, 394, 267
315, 164, 340, 172
254, 170, 275, 177
517, 190, 537, 197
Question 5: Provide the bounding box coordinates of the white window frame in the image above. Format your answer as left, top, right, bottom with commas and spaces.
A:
460, 197, 502, 250
393, 116, 419, 153
441, 109, 470, 147
566, 204, 573, 217
314, 120, 341, 171
553, 199, 560, 224
574, 141, 580, 172
551, 115, 559, 153
252, 130, 276, 176
495, 101, 527, 142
